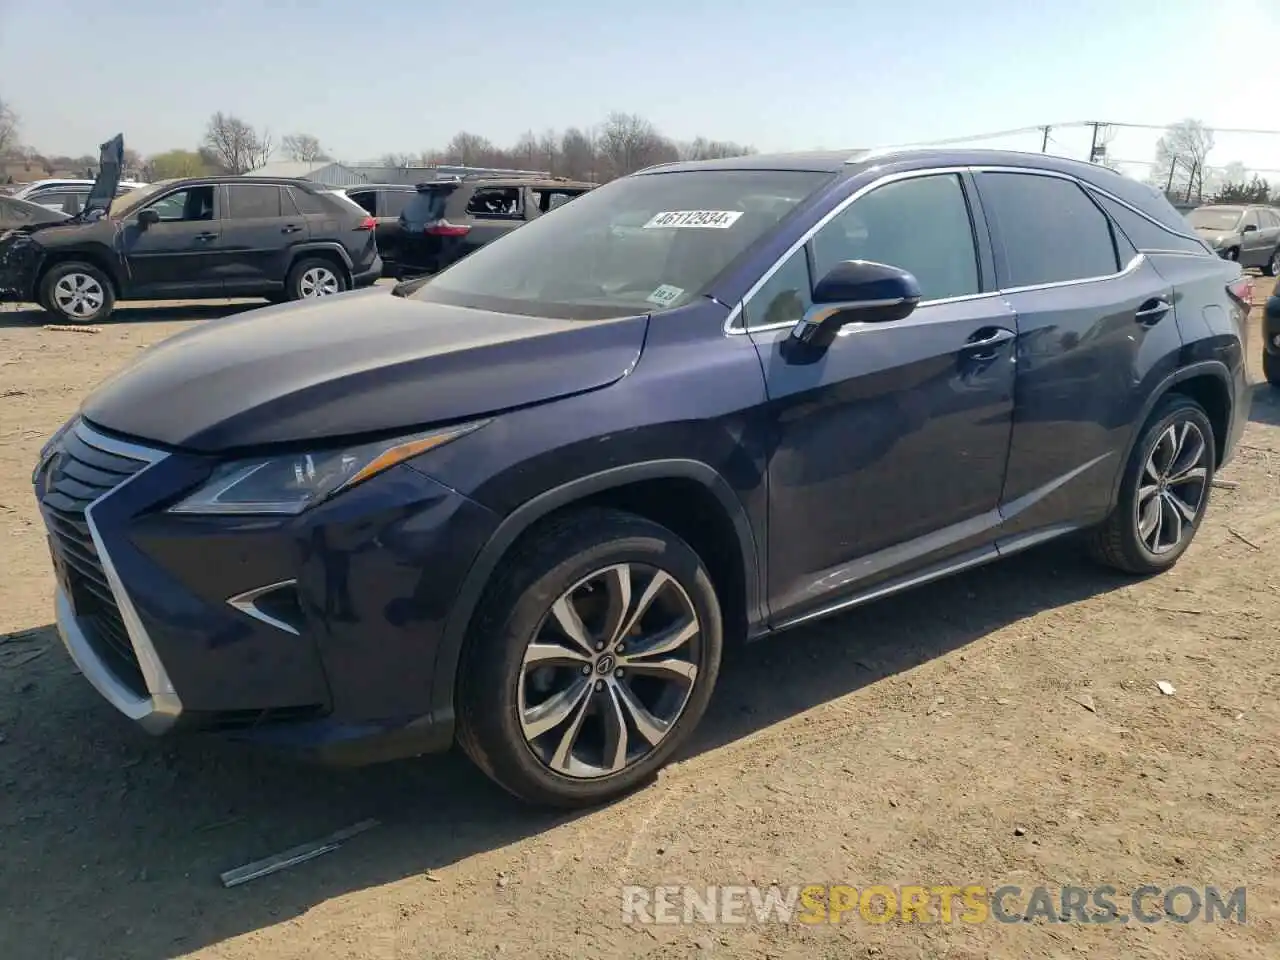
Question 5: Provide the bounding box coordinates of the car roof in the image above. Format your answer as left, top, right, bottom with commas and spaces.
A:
167, 176, 327, 190
339, 183, 416, 191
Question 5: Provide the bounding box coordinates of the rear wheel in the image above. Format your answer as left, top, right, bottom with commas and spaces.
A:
456, 509, 723, 808
39, 262, 115, 323
286, 258, 347, 301
1087, 395, 1214, 574
1225, 247, 1240, 262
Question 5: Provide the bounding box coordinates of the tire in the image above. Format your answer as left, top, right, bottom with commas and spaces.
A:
1225, 247, 1240, 262
1265, 248, 1280, 277
285, 257, 347, 301
39, 261, 115, 324
456, 508, 724, 808
1087, 394, 1215, 575
1264, 348, 1280, 387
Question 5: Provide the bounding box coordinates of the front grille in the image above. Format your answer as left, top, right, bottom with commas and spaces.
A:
40, 422, 154, 697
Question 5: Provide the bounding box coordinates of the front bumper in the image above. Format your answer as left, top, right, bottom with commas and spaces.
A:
36, 417, 499, 763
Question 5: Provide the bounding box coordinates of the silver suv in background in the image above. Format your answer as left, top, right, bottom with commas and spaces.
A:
1187, 203, 1280, 274
11, 178, 148, 216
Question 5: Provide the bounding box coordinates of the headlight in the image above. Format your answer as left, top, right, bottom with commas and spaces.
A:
167, 420, 486, 516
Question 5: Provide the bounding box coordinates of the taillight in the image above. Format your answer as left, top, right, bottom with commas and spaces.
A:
425, 220, 471, 237
1227, 275, 1253, 305
354, 216, 376, 231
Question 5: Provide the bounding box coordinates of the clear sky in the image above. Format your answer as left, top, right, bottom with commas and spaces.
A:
2, 0, 1278, 173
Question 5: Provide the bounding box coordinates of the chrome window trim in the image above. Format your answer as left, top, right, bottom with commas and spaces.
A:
56, 420, 183, 732
724, 165, 974, 334
727, 163, 1173, 337
227, 580, 301, 636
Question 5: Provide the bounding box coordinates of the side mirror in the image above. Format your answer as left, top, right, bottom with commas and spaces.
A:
791, 260, 921, 349
137, 208, 160, 228
1242, 223, 1258, 234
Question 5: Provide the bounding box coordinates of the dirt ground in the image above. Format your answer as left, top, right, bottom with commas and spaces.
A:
0, 282, 1277, 960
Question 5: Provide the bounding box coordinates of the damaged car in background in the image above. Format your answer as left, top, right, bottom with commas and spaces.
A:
0, 134, 382, 324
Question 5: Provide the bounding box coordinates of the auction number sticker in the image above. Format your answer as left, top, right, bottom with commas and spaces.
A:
646, 284, 685, 306
643, 210, 743, 229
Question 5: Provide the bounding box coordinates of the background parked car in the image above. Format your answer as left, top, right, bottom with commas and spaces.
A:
391, 174, 594, 277
11, 178, 149, 217
0, 175, 382, 323
1186, 203, 1280, 273
328, 183, 416, 276
0, 194, 70, 231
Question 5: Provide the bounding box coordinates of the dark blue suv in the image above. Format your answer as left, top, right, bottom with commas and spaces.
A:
33, 148, 1251, 807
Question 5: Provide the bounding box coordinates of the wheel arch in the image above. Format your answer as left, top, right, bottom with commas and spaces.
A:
36, 246, 124, 296
1108, 360, 1233, 506
429, 459, 764, 735
288, 243, 354, 283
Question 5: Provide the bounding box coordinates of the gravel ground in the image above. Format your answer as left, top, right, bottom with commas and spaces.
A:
0, 286, 1276, 960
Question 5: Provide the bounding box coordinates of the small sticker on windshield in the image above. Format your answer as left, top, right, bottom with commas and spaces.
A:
643, 210, 743, 229
646, 284, 685, 306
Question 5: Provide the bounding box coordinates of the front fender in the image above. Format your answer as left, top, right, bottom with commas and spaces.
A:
426, 459, 762, 737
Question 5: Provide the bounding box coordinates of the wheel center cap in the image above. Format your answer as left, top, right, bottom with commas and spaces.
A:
596, 654, 616, 675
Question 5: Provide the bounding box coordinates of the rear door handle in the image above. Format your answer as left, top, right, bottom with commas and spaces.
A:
281, 224, 302, 234
194, 232, 217, 241
1135, 297, 1171, 326
962, 326, 1016, 360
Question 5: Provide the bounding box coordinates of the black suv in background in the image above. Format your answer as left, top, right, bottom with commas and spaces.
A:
0, 175, 382, 323
389, 174, 594, 277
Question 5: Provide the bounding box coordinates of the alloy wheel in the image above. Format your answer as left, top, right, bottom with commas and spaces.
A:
518, 563, 702, 779
298, 266, 340, 298
52, 273, 105, 319
1136, 420, 1209, 554
1271, 251, 1280, 276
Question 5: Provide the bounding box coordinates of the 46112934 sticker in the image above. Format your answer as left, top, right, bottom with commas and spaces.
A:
643, 210, 744, 229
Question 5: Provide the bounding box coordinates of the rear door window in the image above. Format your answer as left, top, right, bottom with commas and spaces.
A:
534, 188, 586, 213
977, 172, 1119, 287
288, 187, 328, 215
381, 190, 412, 218
346, 190, 378, 216
226, 184, 282, 219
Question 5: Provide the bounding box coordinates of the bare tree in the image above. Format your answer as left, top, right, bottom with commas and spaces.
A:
444, 132, 497, 167
560, 127, 596, 181
202, 112, 271, 174
678, 136, 755, 161
0, 98, 18, 156
1149, 119, 1215, 201
512, 130, 540, 171
597, 112, 677, 178
536, 128, 559, 176
281, 133, 329, 163
379, 152, 417, 170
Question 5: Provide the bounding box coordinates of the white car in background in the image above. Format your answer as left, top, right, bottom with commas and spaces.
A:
10, 177, 148, 216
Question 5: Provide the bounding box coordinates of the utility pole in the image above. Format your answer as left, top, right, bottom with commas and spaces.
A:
1166, 157, 1178, 193
1185, 160, 1199, 203
1040, 126, 1051, 152
1087, 121, 1102, 163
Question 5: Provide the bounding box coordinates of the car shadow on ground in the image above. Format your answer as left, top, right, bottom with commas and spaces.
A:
0, 540, 1131, 959
0, 301, 263, 328
1247, 381, 1280, 427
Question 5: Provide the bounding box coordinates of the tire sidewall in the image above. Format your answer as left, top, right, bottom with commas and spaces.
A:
288, 258, 347, 300
463, 520, 723, 806
40, 263, 114, 323
1119, 398, 1215, 569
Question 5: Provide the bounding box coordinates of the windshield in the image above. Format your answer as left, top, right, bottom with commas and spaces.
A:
110, 180, 180, 218
1188, 208, 1243, 232
410, 169, 832, 318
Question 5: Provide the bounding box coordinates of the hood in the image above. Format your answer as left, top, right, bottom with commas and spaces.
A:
82, 134, 124, 220
81, 289, 648, 452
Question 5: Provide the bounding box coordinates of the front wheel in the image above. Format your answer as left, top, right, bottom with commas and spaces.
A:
1087, 395, 1215, 574
39, 262, 115, 324
456, 509, 723, 808
286, 258, 347, 301
1266, 248, 1280, 277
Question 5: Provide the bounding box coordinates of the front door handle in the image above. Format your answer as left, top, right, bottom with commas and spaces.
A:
195, 232, 217, 241
1135, 297, 1171, 326
281, 224, 302, 234
961, 326, 1016, 360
